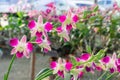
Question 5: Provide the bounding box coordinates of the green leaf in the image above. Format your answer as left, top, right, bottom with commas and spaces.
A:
17, 12, 24, 18
105, 72, 118, 80
95, 49, 106, 60
4, 74, 7, 80
70, 56, 77, 66
76, 23, 86, 30
64, 72, 71, 80
30, 36, 36, 41
93, 6, 99, 12
83, 11, 92, 18
86, 45, 92, 54
55, 75, 63, 80
35, 68, 53, 80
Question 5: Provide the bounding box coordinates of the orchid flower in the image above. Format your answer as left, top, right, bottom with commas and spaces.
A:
56, 25, 71, 41
35, 37, 51, 52
59, 10, 79, 28
71, 67, 84, 80
28, 15, 53, 38
28, 15, 53, 52
56, 10, 79, 41
50, 58, 72, 78
10, 35, 33, 58
100, 53, 117, 73
113, 2, 120, 11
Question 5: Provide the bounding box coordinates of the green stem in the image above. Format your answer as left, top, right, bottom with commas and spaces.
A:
97, 71, 108, 80
4, 54, 16, 80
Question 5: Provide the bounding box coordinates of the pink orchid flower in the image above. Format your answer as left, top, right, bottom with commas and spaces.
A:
50, 58, 65, 76
100, 53, 117, 73
71, 67, 84, 80
59, 10, 79, 28
113, 2, 120, 11
28, 15, 53, 38
50, 58, 72, 77
56, 25, 71, 41
10, 35, 33, 58
35, 37, 51, 52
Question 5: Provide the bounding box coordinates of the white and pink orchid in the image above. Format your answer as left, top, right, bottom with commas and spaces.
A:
59, 10, 79, 28
57, 10, 79, 41
100, 53, 117, 73
35, 37, 51, 52
56, 25, 72, 41
28, 15, 53, 52
10, 35, 33, 58
50, 58, 72, 77
28, 15, 53, 38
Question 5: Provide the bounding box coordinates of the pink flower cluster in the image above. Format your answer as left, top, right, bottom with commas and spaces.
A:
27, 10, 79, 53
50, 53, 120, 79
28, 15, 52, 52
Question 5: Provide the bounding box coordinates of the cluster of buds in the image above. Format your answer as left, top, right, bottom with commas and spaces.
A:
50, 53, 120, 80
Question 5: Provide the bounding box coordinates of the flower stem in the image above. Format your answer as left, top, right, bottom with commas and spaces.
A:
4, 54, 16, 80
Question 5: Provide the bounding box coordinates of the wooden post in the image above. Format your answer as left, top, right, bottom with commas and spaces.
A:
30, 53, 36, 80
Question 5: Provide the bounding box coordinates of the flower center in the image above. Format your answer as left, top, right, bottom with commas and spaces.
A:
17, 43, 26, 52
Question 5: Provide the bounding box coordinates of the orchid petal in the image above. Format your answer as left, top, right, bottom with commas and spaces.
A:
23, 50, 30, 58
10, 38, 19, 47
59, 15, 66, 23
58, 58, 63, 64
27, 42, 33, 52
31, 29, 37, 37
36, 38, 43, 44
38, 15, 43, 24
67, 10, 72, 18
43, 44, 51, 51
117, 65, 120, 72
11, 48, 17, 55
28, 20, 36, 30
72, 15, 79, 22
78, 71, 84, 78
44, 48, 49, 53
44, 22, 53, 32
50, 61, 57, 69
65, 62, 72, 71
20, 35, 27, 43
101, 56, 110, 64
56, 26, 63, 33
80, 53, 90, 61
112, 52, 117, 60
